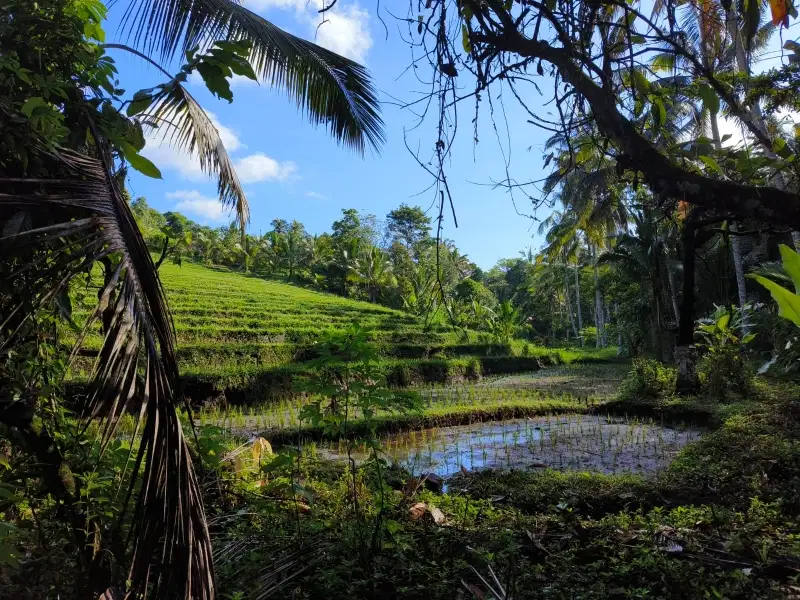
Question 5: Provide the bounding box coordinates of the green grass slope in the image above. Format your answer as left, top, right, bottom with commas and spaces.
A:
71, 262, 616, 404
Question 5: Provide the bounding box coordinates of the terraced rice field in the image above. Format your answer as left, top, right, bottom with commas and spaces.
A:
69, 262, 617, 404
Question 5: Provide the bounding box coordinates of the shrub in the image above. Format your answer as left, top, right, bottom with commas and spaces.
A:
695, 306, 755, 399
579, 326, 597, 346
617, 358, 676, 401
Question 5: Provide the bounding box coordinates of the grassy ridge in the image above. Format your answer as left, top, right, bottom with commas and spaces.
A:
69, 262, 617, 403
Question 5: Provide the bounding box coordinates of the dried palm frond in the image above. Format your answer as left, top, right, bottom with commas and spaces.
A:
214, 533, 327, 599
122, 0, 384, 153
0, 147, 214, 599
146, 77, 248, 230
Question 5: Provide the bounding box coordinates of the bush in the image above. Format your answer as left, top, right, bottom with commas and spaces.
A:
617, 358, 676, 401
697, 349, 752, 399
695, 306, 755, 399
580, 326, 597, 346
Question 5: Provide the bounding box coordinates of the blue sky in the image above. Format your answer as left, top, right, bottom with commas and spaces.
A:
107, 2, 799, 269
106, 1, 553, 269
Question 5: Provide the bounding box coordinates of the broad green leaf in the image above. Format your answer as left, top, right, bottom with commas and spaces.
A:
698, 83, 720, 115
716, 312, 730, 330
575, 145, 594, 164
20, 96, 46, 118
196, 63, 233, 102
773, 137, 793, 159
121, 143, 162, 179
127, 91, 154, 117
778, 243, 800, 294
741, 333, 756, 344
228, 55, 257, 81
631, 69, 650, 96
650, 97, 666, 129
461, 24, 472, 53
749, 274, 800, 326
699, 155, 724, 176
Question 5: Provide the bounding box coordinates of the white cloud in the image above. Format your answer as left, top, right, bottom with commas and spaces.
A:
167, 190, 231, 223
246, 0, 304, 9
144, 143, 206, 180
234, 153, 297, 183
313, 5, 372, 63
305, 190, 327, 199
244, 0, 372, 63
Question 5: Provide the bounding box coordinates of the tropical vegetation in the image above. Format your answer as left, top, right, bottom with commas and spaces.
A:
4, 0, 800, 597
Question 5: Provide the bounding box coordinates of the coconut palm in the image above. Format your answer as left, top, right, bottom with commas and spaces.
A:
0, 2, 384, 598
488, 300, 519, 345
348, 246, 397, 303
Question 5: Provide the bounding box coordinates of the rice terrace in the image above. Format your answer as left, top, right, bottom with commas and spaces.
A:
3, 0, 800, 598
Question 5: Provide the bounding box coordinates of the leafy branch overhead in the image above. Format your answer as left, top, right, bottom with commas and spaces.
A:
121, 40, 257, 230
416, 0, 800, 227
123, 0, 385, 153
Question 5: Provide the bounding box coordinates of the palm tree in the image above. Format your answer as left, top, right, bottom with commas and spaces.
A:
348, 246, 397, 303
653, 0, 777, 336
0, 2, 384, 598
488, 300, 519, 345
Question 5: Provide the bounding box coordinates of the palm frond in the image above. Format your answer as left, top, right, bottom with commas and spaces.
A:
0, 148, 214, 599
146, 78, 248, 230
123, 0, 384, 153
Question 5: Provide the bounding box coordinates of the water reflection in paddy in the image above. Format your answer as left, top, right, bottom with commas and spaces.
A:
323, 415, 701, 479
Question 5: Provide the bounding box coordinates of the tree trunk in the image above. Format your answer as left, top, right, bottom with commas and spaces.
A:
564, 264, 579, 340
666, 257, 681, 325
730, 223, 749, 332
792, 230, 800, 252
675, 222, 699, 395
574, 261, 583, 346
710, 112, 748, 333
593, 245, 604, 348
650, 239, 665, 359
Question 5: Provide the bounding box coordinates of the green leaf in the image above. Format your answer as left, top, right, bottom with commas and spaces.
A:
261, 452, 295, 473
228, 55, 257, 81
650, 97, 666, 129
779, 243, 800, 294
127, 91, 155, 117
20, 96, 46, 118
773, 137, 793, 159
698, 83, 720, 115
741, 333, 756, 344
196, 63, 233, 102
461, 24, 472, 53
748, 274, 800, 326
699, 155, 724, 176
715, 312, 730, 330
631, 69, 650, 96
121, 142, 162, 179
575, 144, 594, 164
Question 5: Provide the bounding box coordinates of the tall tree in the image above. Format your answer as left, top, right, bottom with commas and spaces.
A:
348, 245, 397, 303
386, 204, 432, 255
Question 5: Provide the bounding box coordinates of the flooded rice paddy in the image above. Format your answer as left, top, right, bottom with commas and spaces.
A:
322, 414, 701, 479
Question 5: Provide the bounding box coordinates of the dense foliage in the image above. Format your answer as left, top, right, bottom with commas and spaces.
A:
5, 0, 800, 597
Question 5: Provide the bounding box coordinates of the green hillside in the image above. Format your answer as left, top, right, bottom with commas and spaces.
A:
72, 262, 615, 403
